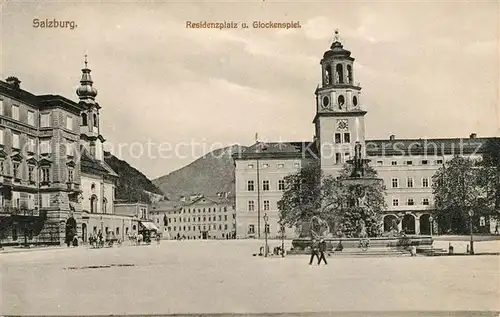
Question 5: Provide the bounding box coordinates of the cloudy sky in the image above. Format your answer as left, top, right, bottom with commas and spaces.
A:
2, 1, 499, 179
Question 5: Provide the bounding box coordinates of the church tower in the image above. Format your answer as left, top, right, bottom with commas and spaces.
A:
76, 56, 105, 161
313, 30, 367, 176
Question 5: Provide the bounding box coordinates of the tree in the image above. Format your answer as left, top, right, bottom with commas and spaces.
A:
277, 161, 323, 228
277, 161, 386, 238
432, 156, 483, 234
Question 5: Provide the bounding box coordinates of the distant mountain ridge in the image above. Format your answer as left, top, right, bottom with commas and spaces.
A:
104, 151, 164, 203
153, 145, 247, 201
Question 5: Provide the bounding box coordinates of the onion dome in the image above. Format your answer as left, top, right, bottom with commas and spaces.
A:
323, 30, 352, 59
76, 55, 98, 100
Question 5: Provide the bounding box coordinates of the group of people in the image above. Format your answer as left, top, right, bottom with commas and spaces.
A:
309, 238, 328, 266
89, 231, 122, 248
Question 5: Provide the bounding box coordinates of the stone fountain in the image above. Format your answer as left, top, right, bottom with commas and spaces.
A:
289, 142, 433, 256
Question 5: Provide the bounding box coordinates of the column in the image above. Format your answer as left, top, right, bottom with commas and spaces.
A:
415, 215, 420, 235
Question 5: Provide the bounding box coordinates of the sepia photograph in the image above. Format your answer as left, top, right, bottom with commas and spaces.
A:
0, 1, 499, 316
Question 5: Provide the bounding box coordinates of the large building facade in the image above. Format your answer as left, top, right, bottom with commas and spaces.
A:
233, 33, 498, 239
0, 61, 145, 246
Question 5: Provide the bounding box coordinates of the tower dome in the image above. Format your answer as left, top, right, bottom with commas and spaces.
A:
76, 55, 98, 100
323, 30, 352, 59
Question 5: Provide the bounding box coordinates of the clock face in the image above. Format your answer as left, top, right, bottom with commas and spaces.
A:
322, 96, 330, 108
337, 119, 348, 131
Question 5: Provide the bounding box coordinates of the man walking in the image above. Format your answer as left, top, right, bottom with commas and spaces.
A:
309, 238, 319, 265
318, 238, 328, 265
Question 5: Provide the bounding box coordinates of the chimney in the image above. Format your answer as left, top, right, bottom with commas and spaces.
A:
6, 76, 21, 89
469, 133, 477, 139
389, 135, 395, 141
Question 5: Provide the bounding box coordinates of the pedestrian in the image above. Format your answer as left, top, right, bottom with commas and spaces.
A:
317, 238, 328, 265
309, 238, 319, 265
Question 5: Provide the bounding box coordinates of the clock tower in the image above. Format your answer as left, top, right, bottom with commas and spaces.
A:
313, 30, 367, 176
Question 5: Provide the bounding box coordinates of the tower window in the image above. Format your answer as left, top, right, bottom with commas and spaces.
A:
353, 96, 358, 107
343, 133, 350, 143
335, 153, 341, 165
346, 64, 352, 83
338, 95, 345, 108
81, 113, 87, 126
322, 96, 330, 107
93, 114, 98, 127
335, 64, 344, 84
325, 65, 332, 85
334, 133, 341, 144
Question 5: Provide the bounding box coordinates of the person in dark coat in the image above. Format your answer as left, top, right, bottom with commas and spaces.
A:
309, 238, 319, 265
317, 238, 328, 265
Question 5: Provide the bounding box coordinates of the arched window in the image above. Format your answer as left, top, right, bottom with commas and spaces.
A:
90, 195, 98, 213
336, 64, 344, 84
325, 65, 332, 85
346, 65, 352, 83
81, 113, 88, 126
93, 114, 98, 127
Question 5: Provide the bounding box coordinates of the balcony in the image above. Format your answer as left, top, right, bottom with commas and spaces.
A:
0, 206, 40, 217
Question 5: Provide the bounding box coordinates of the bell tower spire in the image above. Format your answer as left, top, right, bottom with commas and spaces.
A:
76, 55, 105, 161
313, 30, 367, 176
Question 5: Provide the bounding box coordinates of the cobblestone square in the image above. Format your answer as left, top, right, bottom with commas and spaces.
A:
2, 240, 499, 315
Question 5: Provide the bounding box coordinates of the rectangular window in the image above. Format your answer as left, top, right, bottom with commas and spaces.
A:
66, 116, 73, 130
247, 164, 254, 169
407, 178, 414, 188
224, 224, 228, 230
248, 200, 254, 211
248, 224, 255, 234
422, 198, 430, 206
334, 133, 341, 144
68, 169, 74, 183
40, 140, 51, 154
224, 215, 227, 221
13, 162, 20, 179
0, 129, 4, 145
343, 133, 350, 143
422, 178, 429, 188
41, 194, 50, 207
335, 153, 341, 165
66, 141, 74, 156
405, 160, 413, 165
344, 152, 350, 161
407, 198, 415, 206
391, 161, 397, 166
263, 200, 270, 211
28, 111, 35, 126
277, 163, 284, 168
436, 159, 443, 165
392, 199, 399, 206
263, 180, 270, 191
28, 165, 35, 182
12, 133, 20, 149
0, 160, 4, 174
28, 137, 35, 153
264, 224, 270, 234
377, 160, 383, 165
41, 167, 50, 183
247, 180, 254, 191
11, 105, 19, 120
40, 113, 50, 128
391, 178, 399, 188
421, 160, 428, 165
278, 180, 285, 191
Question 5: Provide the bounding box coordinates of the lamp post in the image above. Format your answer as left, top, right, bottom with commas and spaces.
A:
281, 223, 285, 258
468, 209, 474, 255
263, 213, 269, 257
429, 215, 433, 238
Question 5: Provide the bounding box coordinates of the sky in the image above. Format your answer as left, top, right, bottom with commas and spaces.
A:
1, 1, 499, 179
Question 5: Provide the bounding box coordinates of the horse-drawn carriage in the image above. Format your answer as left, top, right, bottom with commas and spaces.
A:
88, 232, 122, 249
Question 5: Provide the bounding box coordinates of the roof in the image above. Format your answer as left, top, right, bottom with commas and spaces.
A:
233, 137, 498, 160
80, 148, 119, 177
233, 141, 318, 160
365, 137, 497, 156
